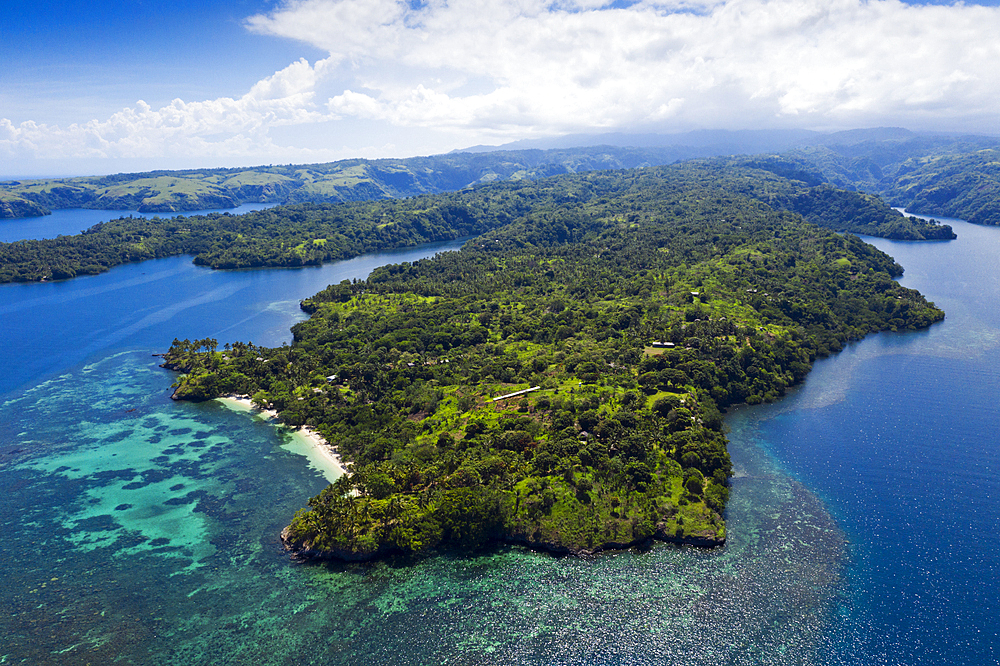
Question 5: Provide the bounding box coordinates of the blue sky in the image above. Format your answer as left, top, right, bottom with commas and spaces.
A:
1, 1, 318, 120
3, 0, 1000, 177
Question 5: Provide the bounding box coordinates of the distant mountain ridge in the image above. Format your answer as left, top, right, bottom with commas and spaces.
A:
3, 127, 1000, 225
457, 127, 946, 154
0, 147, 689, 219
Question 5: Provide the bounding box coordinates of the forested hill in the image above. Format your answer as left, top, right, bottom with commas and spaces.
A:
162, 168, 945, 561
5, 131, 1000, 227
5, 130, 1000, 231
779, 137, 1000, 225
865, 149, 1000, 227
0, 162, 953, 283
0, 146, 686, 218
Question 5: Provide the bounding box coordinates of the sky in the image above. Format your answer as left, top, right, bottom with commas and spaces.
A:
2, 0, 1000, 177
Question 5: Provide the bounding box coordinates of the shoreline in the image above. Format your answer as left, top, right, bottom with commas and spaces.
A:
216, 395, 347, 483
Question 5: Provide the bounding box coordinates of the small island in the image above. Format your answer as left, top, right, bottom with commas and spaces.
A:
162, 168, 944, 561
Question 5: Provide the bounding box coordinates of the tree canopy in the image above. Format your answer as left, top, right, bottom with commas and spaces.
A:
0, 161, 953, 283
162, 167, 944, 560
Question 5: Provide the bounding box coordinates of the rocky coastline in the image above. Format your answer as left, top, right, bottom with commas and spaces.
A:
280, 522, 725, 563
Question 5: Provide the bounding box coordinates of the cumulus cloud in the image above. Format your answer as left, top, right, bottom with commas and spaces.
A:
4, 0, 1000, 169
250, 0, 1000, 135
0, 59, 337, 166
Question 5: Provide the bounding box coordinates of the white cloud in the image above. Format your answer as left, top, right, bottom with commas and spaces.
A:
249, 0, 1000, 136
0, 59, 338, 168
4, 0, 1000, 172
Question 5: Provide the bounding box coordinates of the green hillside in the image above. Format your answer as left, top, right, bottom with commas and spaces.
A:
161, 166, 945, 560
5, 133, 1000, 228
0, 147, 680, 218
0, 161, 953, 283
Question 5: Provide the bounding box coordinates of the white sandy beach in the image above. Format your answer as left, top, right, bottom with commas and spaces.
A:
217, 395, 278, 419
217, 395, 347, 484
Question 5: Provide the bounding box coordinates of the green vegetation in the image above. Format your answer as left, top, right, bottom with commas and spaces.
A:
1, 135, 990, 232
784, 136, 1000, 225
661, 157, 955, 240
0, 192, 47, 218
6, 131, 1000, 229
0, 161, 953, 283
0, 146, 684, 219
161, 167, 944, 560
882, 149, 1000, 226
0, 200, 495, 282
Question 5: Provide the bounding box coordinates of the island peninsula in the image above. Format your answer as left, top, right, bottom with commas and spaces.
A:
161, 166, 945, 560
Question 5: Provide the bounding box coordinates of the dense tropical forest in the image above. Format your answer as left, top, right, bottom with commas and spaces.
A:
775, 134, 1000, 225
0, 160, 952, 283
161, 167, 945, 560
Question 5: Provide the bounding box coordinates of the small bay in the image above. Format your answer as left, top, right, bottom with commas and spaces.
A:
0, 216, 997, 664
0, 237, 464, 398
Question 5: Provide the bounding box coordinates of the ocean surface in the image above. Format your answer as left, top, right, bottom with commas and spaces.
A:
0, 211, 997, 664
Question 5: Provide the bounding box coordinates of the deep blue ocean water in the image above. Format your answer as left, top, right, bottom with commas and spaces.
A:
0, 212, 997, 664
728, 218, 1000, 665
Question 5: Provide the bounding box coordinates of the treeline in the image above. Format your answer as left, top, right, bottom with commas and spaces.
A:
0, 201, 505, 282
163, 170, 944, 561
660, 158, 955, 240
0, 162, 953, 283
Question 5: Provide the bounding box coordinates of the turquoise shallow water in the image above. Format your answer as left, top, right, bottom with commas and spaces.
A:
0, 352, 845, 664
1, 212, 998, 664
